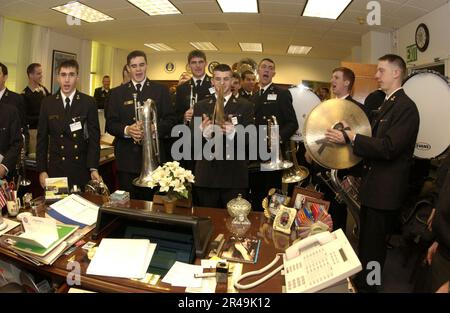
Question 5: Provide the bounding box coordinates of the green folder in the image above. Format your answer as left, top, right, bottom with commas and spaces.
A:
5, 224, 79, 257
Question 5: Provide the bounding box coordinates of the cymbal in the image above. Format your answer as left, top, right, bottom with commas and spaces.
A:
304, 99, 371, 169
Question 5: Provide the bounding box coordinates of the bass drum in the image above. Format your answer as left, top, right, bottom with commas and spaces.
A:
289, 86, 322, 142
403, 70, 450, 159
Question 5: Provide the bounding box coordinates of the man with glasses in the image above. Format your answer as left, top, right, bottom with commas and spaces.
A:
36, 59, 101, 190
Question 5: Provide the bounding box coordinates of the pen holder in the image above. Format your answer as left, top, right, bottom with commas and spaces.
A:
7, 199, 20, 217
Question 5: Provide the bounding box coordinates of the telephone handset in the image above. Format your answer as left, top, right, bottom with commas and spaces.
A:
234, 229, 362, 293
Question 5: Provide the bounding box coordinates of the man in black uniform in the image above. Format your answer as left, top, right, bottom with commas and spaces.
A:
106, 50, 176, 200
248, 58, 298, 210
326, 54, 420, 292
0, 63, 21, 180
37, 60, 100, 190
174, 50, 213, 174
93, 75, 111, 110
427, 153, 450, 292
307, 67, 367, 233
175, 50, 213, 126
22, 63, 50, 130
0, 63, 27, 152
239, 70, 256, 99
193, 64, 254, 208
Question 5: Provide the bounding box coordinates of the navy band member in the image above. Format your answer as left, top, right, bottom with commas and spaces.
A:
22, 63, 50, 130
175, 50, 213, 125
239, 70, 256, 99
307, 67, 367, 233
326, 54, 420, 292
248, 58, 298, 210
37, 59, 101, 190
0, 63, 21, 179
106, 50, 176, 200
193, 64, 254, 208
93, 75, 111, 110
0, 63, 28, 156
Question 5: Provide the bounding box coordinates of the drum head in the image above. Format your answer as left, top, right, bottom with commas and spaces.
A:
289, 87, 321, 141
403, 71, 450, 159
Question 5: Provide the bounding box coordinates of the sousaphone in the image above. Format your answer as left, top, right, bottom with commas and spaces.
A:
304, 99, 371, 169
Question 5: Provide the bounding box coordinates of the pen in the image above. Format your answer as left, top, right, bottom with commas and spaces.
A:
194, 273, 216, 278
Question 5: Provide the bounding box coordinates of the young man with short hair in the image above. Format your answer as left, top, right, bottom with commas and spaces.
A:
37, 60, 101, 190
93, 75, 111, 110
106, 50, 176, 200
326, 54, 420, 292
239, 70, 256, 99
248, 58, 298, 210
22, 63, 50, 130
0, 62, 22, 180
193, 64, 254, 208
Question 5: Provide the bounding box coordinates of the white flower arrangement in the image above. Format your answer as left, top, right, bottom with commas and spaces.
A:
148, 161, 195, 199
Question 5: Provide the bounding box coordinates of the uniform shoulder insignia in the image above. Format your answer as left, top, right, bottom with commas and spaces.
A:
56, 94, 60, 99
146, 81, 150, 86
76, 94, 80, 100
391, 96, 396, 101
127, 83, 132, 88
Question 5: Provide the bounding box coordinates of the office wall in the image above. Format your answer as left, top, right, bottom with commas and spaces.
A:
47, 31, 91, 94
397, 2, 450, 76
139, 52, 339, 85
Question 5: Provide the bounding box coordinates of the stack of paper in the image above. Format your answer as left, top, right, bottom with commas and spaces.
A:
3, 216, 79, 265
86, 238, 156, 279
48, 194, 100, 227
162, 261, 203, 288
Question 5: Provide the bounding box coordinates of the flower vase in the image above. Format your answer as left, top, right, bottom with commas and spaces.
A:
163, 195, 177, 213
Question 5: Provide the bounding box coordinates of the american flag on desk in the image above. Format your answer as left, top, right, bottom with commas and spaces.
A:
0, 189, 6, 209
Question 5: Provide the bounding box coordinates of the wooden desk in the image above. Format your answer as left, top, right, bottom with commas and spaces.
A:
0, 194, 289, 293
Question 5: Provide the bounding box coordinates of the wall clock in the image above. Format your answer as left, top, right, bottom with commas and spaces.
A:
415, 23, 430, 52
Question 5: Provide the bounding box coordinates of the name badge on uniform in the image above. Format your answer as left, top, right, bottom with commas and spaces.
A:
70, 121, 82, 132
209, 87, 216, 95
231, 116, 238, 126
267, 94, 277, 101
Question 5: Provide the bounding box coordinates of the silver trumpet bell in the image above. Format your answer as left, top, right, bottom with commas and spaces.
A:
133, 99, 160, 188
260, 116, 293, 171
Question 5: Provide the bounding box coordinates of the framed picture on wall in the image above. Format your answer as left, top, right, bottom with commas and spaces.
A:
51, 50, 77, 94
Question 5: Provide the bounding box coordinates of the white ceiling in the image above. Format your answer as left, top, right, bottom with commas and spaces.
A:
0, 0, 447, 59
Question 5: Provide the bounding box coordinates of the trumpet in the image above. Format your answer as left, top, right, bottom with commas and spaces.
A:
133, 99, 161, 188
184, 83, 197, 125
260, 116, 293, 171
212, 85, 225, 126
132, 93, 143, 145
16, 130, 31, 186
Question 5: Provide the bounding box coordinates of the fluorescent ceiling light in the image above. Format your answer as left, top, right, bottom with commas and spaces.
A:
287, 45, 312, 55
239, 43, 263, 52
145, 43, 175, 51
302, 0, 352, 20
190, 42, 218, 51
216, 0, 259, 13
52, 2, 114, 23
128, 0, 181, 16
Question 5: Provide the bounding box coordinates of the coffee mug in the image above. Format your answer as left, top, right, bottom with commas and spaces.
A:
6, 199, 20, 217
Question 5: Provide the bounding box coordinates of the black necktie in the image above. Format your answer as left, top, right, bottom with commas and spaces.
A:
65, 97, 71, 114
136, 83, 142, 93
259, 88, 264, 96
196, 80, 202, 88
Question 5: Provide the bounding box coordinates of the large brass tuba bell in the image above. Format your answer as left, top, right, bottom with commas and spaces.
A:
282, 141, 309, 184
133, 99, 160, 188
